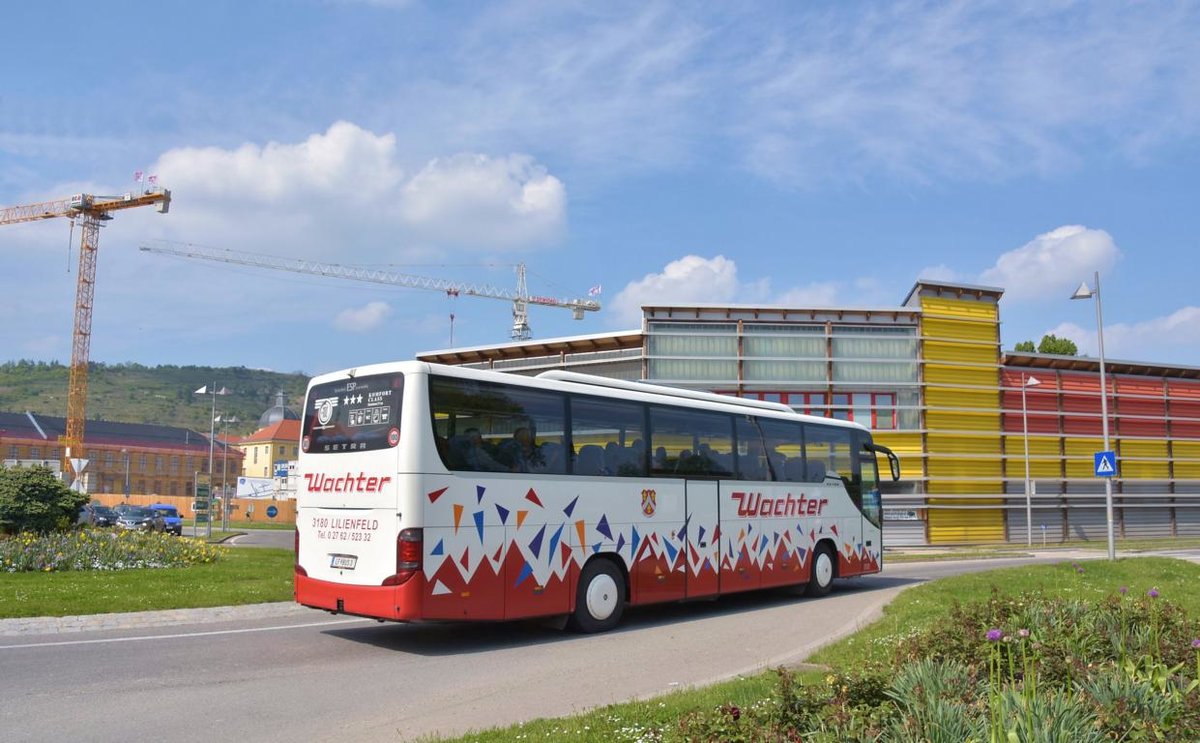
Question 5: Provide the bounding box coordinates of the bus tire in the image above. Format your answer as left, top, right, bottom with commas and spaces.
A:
806, 543, 835, 597
569, 558, 625, 633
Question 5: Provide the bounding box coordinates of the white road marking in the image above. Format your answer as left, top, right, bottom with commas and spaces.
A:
0, 617, 371, 651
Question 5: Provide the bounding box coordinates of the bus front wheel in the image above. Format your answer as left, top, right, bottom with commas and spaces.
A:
569, 559, 625, 633
807, 544, 835, 597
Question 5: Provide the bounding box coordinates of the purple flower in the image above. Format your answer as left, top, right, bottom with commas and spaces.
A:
1119, 586, 1128, 595
1191, 639, 1200, 650
1076, 567, 1085, 574
1148, 588, 1160, 599
1018, 629, 1030, 638
987, 628, 1003, 642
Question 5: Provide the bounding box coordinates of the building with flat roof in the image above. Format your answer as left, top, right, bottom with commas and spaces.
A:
418, 279, 1200, 545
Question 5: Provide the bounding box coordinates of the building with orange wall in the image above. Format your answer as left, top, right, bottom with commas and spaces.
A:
0, 411, 243, 498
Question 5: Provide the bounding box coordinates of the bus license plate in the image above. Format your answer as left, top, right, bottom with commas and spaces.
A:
330, 554, 357, 570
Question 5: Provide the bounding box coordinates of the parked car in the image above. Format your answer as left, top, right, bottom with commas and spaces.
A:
115, 506, 166, 533
148, 503, 183, 536
77, 503, 117, 527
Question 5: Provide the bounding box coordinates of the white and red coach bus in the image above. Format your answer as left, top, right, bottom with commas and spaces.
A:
294, 362, 899, 632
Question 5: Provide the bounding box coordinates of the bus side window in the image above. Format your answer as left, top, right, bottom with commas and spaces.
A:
804, 423, 859, 506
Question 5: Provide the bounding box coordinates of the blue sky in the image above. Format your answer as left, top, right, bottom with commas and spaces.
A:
2, 1, 1198, 377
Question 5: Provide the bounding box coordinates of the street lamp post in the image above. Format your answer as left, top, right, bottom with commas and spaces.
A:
194, 383, 229, 537
1072, 272, 1116, 561
121, 448, 130, 500
217, 415, 239, 531
1020, 374, 1041, 547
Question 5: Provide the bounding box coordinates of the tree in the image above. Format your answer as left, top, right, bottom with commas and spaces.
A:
0, 465, 88, 534
1037, 334, 1078, 356
1014, 335, 1079, 356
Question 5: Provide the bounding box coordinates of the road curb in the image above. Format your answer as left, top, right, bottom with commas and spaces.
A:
0, 601, 311, 637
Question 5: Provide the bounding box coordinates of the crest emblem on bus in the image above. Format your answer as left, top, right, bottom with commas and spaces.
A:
315, 396, 338, 426
641, 489, 657, 517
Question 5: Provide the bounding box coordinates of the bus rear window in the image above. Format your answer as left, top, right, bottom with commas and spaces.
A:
302, 373, 404, 454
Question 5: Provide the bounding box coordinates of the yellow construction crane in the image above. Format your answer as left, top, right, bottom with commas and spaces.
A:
1, 188, 171, 481
139, 241, 600, 341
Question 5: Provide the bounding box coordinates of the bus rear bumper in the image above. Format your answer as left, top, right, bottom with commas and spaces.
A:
294, 573, 424, 622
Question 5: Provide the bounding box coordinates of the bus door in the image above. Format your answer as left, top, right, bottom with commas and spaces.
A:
684, 480, 720, 598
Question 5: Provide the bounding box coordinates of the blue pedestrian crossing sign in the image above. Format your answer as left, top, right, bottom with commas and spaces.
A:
1094, 451, 1117, 477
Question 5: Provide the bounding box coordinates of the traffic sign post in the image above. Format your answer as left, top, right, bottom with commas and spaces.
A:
1094, 451, 1117, 477
194, 473, 211, 538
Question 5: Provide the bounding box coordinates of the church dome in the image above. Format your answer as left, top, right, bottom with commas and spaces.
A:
258, 391, 300, 428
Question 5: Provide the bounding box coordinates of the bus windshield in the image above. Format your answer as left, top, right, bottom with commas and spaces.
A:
301, 373, 404, 454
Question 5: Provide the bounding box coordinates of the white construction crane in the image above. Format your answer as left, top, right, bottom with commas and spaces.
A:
139, 241, 600, 341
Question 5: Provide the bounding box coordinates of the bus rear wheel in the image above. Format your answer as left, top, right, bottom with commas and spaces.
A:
569, 559, 625, 633
806, 544, 835, 597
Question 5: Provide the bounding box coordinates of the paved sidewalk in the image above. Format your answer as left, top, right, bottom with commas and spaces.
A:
0, 601, 314, 637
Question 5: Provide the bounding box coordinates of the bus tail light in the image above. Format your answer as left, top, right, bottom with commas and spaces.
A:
294, 529, 307, 577
383, 528, 423, 586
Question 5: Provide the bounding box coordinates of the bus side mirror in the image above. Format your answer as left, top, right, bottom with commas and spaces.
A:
865, 443, 901, 482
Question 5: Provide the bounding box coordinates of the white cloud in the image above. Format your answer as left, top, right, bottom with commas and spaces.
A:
609, 255, 862, 327
399, 154, 566, 248
917, 264, 965, 283
149, 122, 566, 260
333, 301, 391, 332
609, 256, 742, 326
980, 226, 1120, 301
1044, 307, 1200, 362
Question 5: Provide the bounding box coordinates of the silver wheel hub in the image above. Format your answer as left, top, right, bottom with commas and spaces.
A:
585, 573, 618, 620
814, 552, 833, 586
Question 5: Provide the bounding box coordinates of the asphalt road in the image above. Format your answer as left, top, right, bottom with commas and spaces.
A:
0, 552, 1180, 742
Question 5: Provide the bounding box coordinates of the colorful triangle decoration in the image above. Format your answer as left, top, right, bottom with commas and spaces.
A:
563, 495, 578, 517
525, 488, 543, 507
431, 580, 451, 596
596, 515, 613, 541
427, 487, 448, 503
476, 485, 487, 504
548, 524, 565, 560
575, 520, 587, 554
529, 525, 546, 559
514, 562, 533, 587
517, 510, 529, 529
453, 504, 464, 533
495, 504, 510, 524
460, 548, 470, 570
431, 538, 444, 556
473, 510, 485, 542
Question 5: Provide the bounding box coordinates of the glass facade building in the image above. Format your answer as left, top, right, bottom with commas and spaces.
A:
419, 280, 1200, 546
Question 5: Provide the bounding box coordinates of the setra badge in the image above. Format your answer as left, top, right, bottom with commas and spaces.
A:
641, 489, 657, 517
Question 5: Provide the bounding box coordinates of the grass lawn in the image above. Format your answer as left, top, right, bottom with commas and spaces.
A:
434, 556, 1200, 743
0, 547, 294, 618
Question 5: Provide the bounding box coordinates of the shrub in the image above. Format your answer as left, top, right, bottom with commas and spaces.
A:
0, 465, 87, 534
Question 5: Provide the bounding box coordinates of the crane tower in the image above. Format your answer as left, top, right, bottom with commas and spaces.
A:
139, 242, 600, 341
1, 188, 171, 480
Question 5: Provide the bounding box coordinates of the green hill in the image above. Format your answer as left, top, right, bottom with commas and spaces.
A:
0, 360, 310, 437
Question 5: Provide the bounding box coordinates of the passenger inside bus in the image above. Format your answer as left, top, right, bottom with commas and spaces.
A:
498, 426, 543, 472
451, 428, 509, 472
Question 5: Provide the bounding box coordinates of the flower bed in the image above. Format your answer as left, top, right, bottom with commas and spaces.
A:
670, 588, 1200, 741
0, 528, 223, 572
